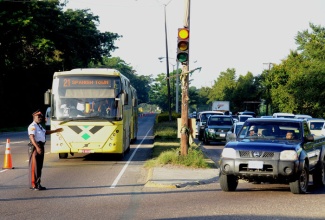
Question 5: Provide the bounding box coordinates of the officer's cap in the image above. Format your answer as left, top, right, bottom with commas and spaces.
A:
32, 109, 43, 117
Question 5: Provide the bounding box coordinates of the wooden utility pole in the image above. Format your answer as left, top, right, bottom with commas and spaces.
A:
180, 0, 190, 156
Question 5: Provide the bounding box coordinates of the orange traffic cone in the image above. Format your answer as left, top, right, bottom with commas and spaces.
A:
2, 139, 13, 169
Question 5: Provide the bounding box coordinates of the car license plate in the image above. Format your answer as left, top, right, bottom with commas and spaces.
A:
248, 161, 263, 169
220, 133, 226, 137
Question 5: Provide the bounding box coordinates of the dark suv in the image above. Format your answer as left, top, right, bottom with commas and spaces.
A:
203, 115, 234, 144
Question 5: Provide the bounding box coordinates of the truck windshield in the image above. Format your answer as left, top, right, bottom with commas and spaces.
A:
238, 121, 302, 141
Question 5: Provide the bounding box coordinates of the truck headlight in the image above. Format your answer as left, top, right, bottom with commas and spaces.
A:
280, 150, 298, 160
208, 128, 215, 133
221, 148, 236, 159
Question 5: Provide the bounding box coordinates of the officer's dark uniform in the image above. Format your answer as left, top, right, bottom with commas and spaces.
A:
28, 110, 47, 190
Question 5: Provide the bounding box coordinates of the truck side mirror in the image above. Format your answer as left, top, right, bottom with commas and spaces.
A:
228, 133, 237, 141
304, 134, 314, 143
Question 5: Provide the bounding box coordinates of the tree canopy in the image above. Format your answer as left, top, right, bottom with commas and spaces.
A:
0, 0, 121, 126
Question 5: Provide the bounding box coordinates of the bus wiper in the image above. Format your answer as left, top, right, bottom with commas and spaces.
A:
58, 117, 94, 125
59, 118, 78, 125
59, 116, 115, 125
91, 116, 116, 124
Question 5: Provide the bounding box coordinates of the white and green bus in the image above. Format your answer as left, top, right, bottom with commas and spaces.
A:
45, 68, 138, 159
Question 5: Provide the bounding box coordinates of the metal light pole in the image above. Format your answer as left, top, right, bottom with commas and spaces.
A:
175, 61, 180, 113
159, 57, 180, 113
163, 2, 172, 121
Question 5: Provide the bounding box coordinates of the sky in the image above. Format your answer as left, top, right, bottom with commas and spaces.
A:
64, 0, 325, 88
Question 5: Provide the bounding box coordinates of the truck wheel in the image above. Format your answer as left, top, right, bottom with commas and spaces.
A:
219, 173, 238, 192
289, 164, 309, 194
313, 160, 325, 187
59, 153, 68, 159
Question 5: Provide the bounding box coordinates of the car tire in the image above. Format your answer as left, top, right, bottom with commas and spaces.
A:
203, 135, 209, 145
289, 163, 309, 194
219, 173, 238, 192
313, 159, 325, 187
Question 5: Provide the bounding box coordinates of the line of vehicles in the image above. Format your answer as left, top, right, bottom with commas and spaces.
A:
195, 108, 325, 144
194, 107, 325, 194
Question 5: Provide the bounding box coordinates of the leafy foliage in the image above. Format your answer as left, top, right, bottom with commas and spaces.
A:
90, 57, 151, 104
0, 1, 121, 126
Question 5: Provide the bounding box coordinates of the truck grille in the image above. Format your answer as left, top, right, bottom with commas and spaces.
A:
239, 151, 274, 158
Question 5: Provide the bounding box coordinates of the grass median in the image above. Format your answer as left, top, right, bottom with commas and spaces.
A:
144, 117, 215, 169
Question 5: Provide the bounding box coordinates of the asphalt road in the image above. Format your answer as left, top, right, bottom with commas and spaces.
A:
0, 115, 325, 220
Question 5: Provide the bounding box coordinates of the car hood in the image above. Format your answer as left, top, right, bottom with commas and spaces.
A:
225, 139, 300, 152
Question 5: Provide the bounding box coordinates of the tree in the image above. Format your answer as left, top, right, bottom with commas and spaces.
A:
208, 68, 236, 104
90, 57, 151, 104
197, 86, 211, 111
267, 23, 325, 117
0, 1, 121, 127
149, 73, 169, 111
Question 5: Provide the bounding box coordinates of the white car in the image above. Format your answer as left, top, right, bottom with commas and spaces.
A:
238, 115, 253, 122
226, 122, 244, 142
295, 114, 312, 120
272, 112, 295, 118
307, 118, 324, 136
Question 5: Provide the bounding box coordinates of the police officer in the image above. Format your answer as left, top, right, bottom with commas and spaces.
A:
28, 109, 63, 190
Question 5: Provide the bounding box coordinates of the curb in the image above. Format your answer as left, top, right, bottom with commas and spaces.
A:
144, 168, 178, 188
144, 167, 220, 189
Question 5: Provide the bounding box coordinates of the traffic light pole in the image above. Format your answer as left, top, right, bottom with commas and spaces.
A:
180, 65, 189, 155
180, 0, 191, 156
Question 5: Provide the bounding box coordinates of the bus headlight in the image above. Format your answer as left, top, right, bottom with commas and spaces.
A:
221, 148, 236, 159
280, 150, 298, 160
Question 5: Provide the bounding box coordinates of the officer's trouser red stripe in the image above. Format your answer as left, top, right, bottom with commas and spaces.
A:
29, 150, 37, 188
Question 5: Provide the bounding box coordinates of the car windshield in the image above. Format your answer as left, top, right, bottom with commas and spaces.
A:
238, 121, 302, 141
309, 122, 324, 130
235, 124, 243, 134
201, 113, 222, 122
208, 117, 233, 126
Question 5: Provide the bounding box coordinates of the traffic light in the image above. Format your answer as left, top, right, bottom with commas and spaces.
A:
177, 28, 189, 64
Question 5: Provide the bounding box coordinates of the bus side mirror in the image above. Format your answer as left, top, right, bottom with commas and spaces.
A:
44, 89, 51, 105
120, 93, 125, 105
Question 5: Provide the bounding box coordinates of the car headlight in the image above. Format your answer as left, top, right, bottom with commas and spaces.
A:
221, 148, 236, 159
280, 150, 298, 160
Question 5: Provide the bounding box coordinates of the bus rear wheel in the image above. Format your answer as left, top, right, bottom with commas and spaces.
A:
59, 153, 68, 159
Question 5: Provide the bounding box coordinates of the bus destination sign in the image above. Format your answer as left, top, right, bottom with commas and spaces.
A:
61, 78, 112, 88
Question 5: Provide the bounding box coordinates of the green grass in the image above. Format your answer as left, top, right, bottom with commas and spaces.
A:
144, 120, 215, 169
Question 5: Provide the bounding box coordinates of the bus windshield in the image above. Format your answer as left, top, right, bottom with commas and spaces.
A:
52, 76, 121, 120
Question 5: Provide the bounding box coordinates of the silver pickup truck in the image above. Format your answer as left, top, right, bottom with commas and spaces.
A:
219, 118, 325, 194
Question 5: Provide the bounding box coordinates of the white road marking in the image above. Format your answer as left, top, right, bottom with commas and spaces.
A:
110, 126, 153, 189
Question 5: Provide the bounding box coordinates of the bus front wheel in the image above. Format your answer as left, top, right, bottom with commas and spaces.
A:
59, 153, 68, 159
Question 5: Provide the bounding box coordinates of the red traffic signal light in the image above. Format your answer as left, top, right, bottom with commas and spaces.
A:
177, 28, 189, 64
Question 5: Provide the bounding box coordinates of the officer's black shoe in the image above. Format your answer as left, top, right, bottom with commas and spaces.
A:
35, 185, 47, 190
